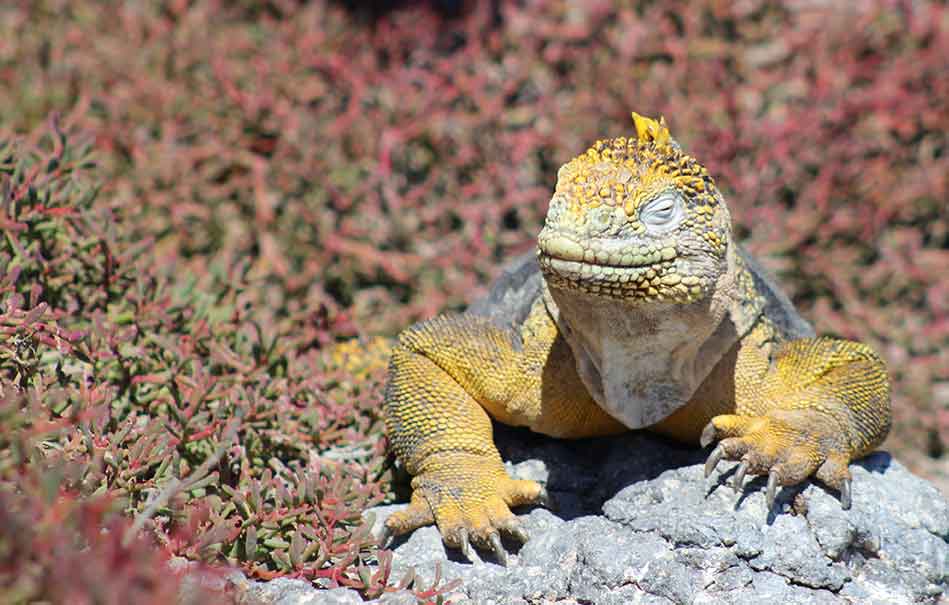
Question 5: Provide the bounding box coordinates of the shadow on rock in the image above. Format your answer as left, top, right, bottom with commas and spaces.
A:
493, 422, 703, 521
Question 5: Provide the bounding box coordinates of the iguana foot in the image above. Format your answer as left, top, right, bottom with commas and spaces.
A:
383, 453, 545, 565
700, 409, 853, 510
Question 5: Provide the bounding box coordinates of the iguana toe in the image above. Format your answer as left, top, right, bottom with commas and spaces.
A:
701, 410, 855, 510
384, 490, 435, 538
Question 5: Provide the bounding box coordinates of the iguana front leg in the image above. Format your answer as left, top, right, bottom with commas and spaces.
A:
700, 322, 891, 509
383, 300, 624, 562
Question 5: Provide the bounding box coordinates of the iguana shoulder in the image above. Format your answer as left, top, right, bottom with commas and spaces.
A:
466, 250, 544, 333
735, 244, 814, 340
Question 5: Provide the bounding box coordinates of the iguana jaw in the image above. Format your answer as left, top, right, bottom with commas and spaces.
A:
536, 234, 708, 304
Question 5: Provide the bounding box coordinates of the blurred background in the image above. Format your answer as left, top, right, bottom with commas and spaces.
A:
0, 0, 946, 535
3, 0, 946, 487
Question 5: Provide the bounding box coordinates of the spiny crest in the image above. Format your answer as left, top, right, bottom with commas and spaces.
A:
631, 112, 672, 146
567, 111, 687, 176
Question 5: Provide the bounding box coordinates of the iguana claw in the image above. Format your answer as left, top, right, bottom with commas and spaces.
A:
499, 517, 531, 544
704, 444, 725, 478
489, 532, 508, 566
766, 471, 779, 509
458, 529, 478, 563
733, 460, 749, 493
700, 411, 864, 512
700, 421, 717, 448
535, 486, 556, 511
378, 523, 393, 547
840, 478, 852, 510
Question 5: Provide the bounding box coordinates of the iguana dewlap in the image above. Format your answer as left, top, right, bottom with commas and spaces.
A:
382, 113, 891, 564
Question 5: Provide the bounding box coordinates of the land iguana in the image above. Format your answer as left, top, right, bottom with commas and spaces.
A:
381, 113, 891, 564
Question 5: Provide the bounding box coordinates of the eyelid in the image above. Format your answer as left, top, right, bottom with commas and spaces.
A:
641, 191, 683, 227
646, 192, 678, 212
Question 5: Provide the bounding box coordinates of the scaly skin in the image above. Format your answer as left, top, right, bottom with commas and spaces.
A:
382, 113, 891, 563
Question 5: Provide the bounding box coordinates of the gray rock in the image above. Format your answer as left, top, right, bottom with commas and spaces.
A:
228, 581, 425, 605
372, 592, 419, 605
370, 428, 949, 604
237, 580, 362, 604
232, 579, 429, 605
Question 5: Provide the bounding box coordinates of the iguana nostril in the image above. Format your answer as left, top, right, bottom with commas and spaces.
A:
545, 195, 567, 226
591, 207, 613, 233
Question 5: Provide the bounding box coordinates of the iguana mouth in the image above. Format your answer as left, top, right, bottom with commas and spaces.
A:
537, 234, 678, 268
537, 236, 704, 303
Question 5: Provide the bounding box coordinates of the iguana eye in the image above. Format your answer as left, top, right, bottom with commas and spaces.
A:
640, 191, 683, 230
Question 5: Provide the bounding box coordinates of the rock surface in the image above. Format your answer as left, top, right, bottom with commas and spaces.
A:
233, 426, 949, 604
375, 426, 948, 605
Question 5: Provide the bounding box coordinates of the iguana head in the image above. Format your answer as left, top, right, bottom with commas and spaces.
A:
537, 112, 730, 305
